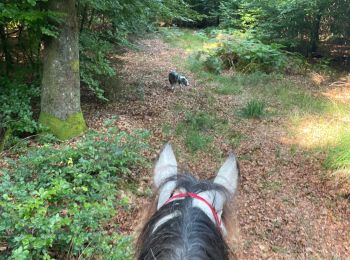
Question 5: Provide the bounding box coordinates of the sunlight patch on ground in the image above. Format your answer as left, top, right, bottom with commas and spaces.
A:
285, 115, 350, 149
322, 84, 350, 103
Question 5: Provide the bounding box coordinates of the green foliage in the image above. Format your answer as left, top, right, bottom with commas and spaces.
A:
215, 36, 288, 73
239, 99, 265, 118
0, 78, 40, 136
79, 31, 115, 100
0, 1, 61, 74
218, 0, 350, 55
204, 55, 223, 74
170, 28, 297, 74
180, 0, 220, 26
0, 125, 149, 259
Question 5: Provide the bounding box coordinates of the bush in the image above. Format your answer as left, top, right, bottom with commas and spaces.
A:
80, 31, 116, 101
239, 99, 266, 118
185, 29, 303, 75
204, 55, 223, 74
0, 125, 149, 259
215, 38, 287, 73
0, 78, 40, 137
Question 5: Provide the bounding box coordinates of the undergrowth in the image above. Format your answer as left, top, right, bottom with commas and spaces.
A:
176, 111, 225, 153
0, 123, 149, 259
239, 99, 266, 118
325, 135, 350, 176
0, 78, 40, 137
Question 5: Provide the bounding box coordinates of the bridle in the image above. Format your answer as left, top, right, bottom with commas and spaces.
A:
164, 192, 222, 230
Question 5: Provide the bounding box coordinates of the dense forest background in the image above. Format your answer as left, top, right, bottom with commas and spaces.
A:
1, 0, 350, 259
1, 0, 349, 145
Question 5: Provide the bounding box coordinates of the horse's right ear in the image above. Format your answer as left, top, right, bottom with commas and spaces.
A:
154, 143, 178, 209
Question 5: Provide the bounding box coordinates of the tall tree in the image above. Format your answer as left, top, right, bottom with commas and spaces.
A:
39, 0, 86, 139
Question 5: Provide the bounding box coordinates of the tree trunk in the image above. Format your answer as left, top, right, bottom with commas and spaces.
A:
0, 25, 12, 76
39, 0, 86, 140
310, 14, 322, 54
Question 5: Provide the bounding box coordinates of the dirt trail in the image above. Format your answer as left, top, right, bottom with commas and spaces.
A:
84, 36, 350, 259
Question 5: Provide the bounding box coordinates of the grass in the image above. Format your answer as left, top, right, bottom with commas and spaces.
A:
185, 111, 218, 131
160, 28, 208, 53
324, 135, 350, 173
270, 83, 328, 114
239, 99, 266, 118
162, 123, 172, 136
176, 111, 220, 134
185, 130, 213, 153
176, 111, 225, 153
214, 83, 242, 95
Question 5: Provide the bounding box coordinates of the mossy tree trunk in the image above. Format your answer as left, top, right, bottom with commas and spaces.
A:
39, 0, 86, 140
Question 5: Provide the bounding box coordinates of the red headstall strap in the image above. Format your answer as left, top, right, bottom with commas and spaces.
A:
164, 193, 222, 229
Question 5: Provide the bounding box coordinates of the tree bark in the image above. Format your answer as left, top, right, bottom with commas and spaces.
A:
0, 25, 12, 76
310, 14, 322, 54
39, 0, 86, 140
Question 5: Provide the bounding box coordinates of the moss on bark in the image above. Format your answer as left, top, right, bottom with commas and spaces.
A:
39, 112, 87, 140
70, 59, 79, 73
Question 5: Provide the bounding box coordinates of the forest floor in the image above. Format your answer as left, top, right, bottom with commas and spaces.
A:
82, 31, 350, 259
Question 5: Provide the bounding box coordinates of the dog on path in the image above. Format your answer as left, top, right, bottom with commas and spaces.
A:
168, 71, 189, 90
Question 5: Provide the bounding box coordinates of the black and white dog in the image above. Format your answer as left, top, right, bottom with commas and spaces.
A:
168, 71, 189, 90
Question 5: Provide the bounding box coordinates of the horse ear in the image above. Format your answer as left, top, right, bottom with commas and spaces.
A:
194, 154, 239, 227
214, 153, 239, 196
154, 143, 178, 209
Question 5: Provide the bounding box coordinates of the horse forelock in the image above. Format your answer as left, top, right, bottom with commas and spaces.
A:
136, 173, 233, 260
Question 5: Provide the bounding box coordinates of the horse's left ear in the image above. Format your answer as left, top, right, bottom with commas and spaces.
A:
214, 153, 239, 197
154, 143, 178, 209
198, 154, 239, 216
194, 154, 239, 233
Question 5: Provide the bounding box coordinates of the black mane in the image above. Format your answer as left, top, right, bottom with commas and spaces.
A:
136, 174, 231, 260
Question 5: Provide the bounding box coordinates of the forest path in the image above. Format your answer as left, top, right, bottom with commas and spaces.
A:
83, 35, 350, 259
